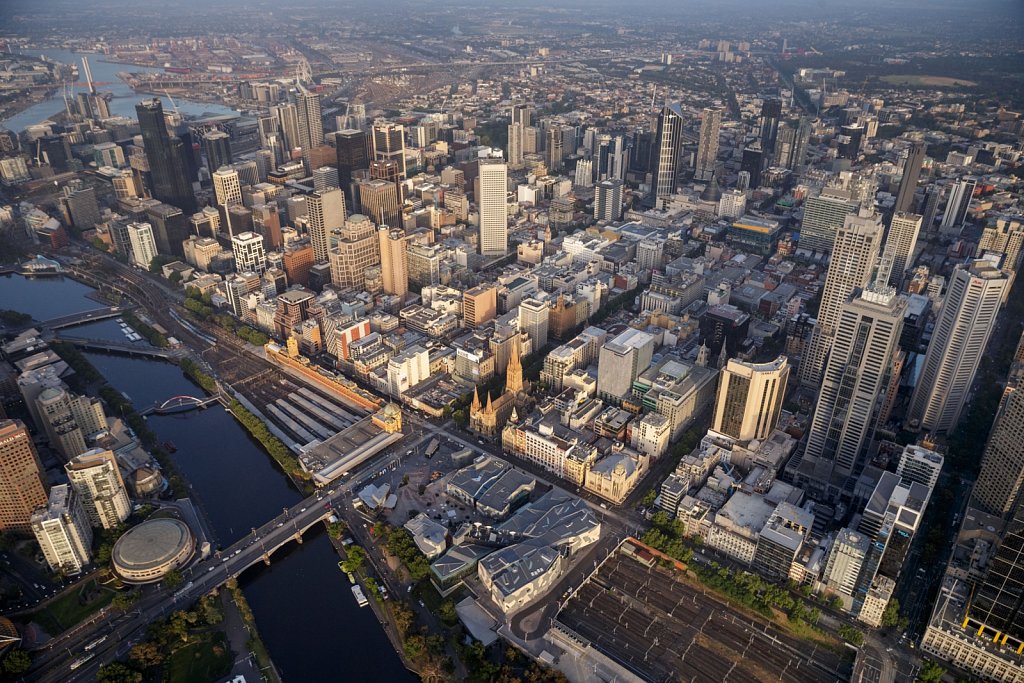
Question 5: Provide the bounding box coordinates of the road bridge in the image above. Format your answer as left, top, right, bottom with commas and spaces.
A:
54, 335, 183, 359
40, 305, 136, 330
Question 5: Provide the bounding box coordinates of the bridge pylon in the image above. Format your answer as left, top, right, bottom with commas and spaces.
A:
293, 533, 303, 544
262, 554, 271, 566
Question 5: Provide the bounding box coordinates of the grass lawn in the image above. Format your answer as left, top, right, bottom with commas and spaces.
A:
166, 631, 233, 683
27, 579, 115, 633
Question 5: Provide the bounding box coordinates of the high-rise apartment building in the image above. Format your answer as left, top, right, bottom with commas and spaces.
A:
695, 106, 723, 181
881, 212, 923, 287
378, 226, 409, 299
306, 188, 346, 264
478, 149, 508, 257
594, 179, 623, 222
518, 298, 549, 353
273, 103, 300, 153
31, 484, 92, 574
0, 419, 47, 535
800, 210, 884, 387
127, 222, 158, 269
507, 122, 524, 168
909, 260, 1008, 434
35, 386, 87, 461
711, 356, 790, 442
800, 287, 906, 498
977, 214, 1024, 275
651, 103, 684, 200
295, 89, 323, 151
372, 121, 406, 179
894, 141, 926, 214
65, 449, 131, 530
232, 231, 267, 275
135, 99, 195, 214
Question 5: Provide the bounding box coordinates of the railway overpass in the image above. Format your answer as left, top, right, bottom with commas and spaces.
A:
53, 335, 184, 360
39, 305, 136, 330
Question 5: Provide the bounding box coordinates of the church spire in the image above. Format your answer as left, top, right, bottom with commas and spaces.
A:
505, 346, 524, 394
485, 391, 494, 414
471, 385, 481, 412
717, 342, 729, 370
696, 340, 710, 368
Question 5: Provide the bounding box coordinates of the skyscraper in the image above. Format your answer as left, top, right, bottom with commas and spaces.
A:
695, 106, 723, 181
372, 121, 406, 180
127, 222, 158, 269
378, 226, 409, 300
35, 386, 86, 461
973, 388, 1024, 518
908, 260, 1008, 433
0, 419, 47, 535
711, 355, 790, 442
232, 231, 267, 275
358, 179, 400, 228
940, 177, 977, 234
799, 210, 884, 387
518, 298, 549, 353
977, 214, 1024, 275
894, 141, 927, 214
799, 287, 907, 498
295, 89, 323, 153
964, 500, 1024, 649
651, 103, 684, 200
478, 149, 508, 257
597, 329, 656, 403
881, 212, 923, 287
31, 484, 92, 574
594, 179, 623, 221
65, 449, 131, 530
799, 190, 856, 254
212, 167, 242, 208
759, 98, 783, 163
306, 188, 346, 265
273, 103, 300, 153
334, 129, 369, 203
329, 214, 380, 289
135, 98, 196, 213
507, 122, 524, 168
203, 130, 233, 173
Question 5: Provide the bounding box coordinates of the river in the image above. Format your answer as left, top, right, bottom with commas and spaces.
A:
2, 48, 239, 132
0, 274, 413, 682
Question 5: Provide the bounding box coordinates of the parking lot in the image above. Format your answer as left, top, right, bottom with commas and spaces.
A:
556, 552, 850, 683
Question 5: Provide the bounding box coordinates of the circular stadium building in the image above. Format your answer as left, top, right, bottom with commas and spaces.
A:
112, 518, 195, 584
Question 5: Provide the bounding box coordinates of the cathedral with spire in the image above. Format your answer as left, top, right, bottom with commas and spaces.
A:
469, 346, 531, 437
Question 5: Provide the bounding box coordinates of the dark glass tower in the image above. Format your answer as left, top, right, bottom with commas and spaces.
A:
334, 129, 370, 204
203, 130, 233, 173
759, 98, 783, 162
136, 98, 196, 214
894, 141, 927, 214
651, 103, 684, 200
967, 501, 1024, 646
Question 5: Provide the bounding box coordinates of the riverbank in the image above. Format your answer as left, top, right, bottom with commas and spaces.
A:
224, 579, 281, 683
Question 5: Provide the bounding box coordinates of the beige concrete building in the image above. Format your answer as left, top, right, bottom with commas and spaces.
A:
711, 355, 789, 442
65, 449, 131, 530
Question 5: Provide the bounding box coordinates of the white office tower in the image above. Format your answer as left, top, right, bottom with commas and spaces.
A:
232, 231, 267, 275
65, 449, 131, 530
517, 298, 549, 352
478, 148, 508, 257
127, 222, 158, 269
306, 188, 346, 264
31, 484, 93, 574
939, 177, 977, 235
881, 212, 923, 288
897, 444, 944, 491
799, 209, 884, 387
799, 286, 906, 498
507, 122, 524, 168
908, 259, 1008, 434
594, 179, 624, 221
973, 387, 1024, 517
312, 166, 340, 193
695, 106, 723, 181
574, 159, 593, 188
212, 167, 242, 207
273, 103, 300, 153
718, 189, 747, 219
800, 190, 857, 255
977, 214, 1024, 276
597, 329, 655, 403
824, 528, 870, 610
711, 355, 790, 442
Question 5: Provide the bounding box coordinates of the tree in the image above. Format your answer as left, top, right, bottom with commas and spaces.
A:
327, 521, 347, 539
916, 660, 946, 683
341, 545, 366, 574
112, 591, 139, 610
163, 569, 184, 588
438, 599, 458, 626
838, 624, 864, 647
881, 598, 902, 628
128, 641, 165, 668
96, 662, 143, 683
640, 488, 657, 508
2, 649, 31, 675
